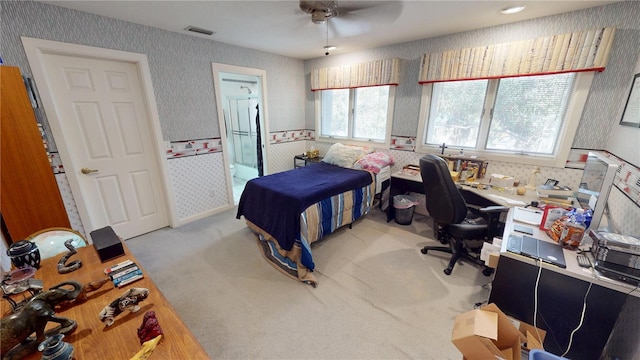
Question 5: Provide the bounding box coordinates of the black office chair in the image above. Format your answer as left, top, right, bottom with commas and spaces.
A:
419, 154, 508, 275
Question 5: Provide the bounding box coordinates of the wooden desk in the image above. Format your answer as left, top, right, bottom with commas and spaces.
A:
489, 210, 639, 360
1, 245, 209, 359
386, 170, 538, 222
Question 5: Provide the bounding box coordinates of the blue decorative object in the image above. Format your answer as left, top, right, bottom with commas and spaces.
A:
7, 240, 40, 269
38, 334, 74, 360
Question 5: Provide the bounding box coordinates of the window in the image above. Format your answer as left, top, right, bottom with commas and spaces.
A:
316, 85, 395, 145
417, 72, 592, 167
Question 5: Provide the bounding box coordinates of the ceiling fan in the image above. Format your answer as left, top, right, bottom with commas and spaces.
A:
299, 1, 339, 24
299, 1, 402, 26
298, 1, 403, 55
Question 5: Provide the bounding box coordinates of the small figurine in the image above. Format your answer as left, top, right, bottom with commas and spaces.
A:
1, 282, 81, 359
98, 287, 149, 326
525, 166, 541, 190
38, 334, 74, 360
137, 311, 164, 345
130, 335, 162, 360
57, 239, 82, 274
76, 277, 111, 302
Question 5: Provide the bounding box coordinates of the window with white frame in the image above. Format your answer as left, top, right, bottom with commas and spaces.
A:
317, 85, 395, 145
417, 72, 591, 167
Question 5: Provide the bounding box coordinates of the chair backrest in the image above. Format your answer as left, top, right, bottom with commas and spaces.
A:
420, 154, 468, 225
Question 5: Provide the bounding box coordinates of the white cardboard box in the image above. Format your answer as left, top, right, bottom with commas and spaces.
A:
489, 174, 516, 188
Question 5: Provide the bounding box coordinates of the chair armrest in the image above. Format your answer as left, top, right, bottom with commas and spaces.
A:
476, 206, 509, 242
479, 206, 509, 214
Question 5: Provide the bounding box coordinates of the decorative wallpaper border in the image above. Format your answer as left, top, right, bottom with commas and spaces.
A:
165, 130, 314, 159
606, 152, 640, 207
269, 129, 314, 144
390, 135, 417, 151
166, 138, 223, 159
50, 152, 64, 174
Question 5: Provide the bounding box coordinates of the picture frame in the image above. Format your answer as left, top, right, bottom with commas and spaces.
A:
544, 179, 559, 186
619, 73, 640, 127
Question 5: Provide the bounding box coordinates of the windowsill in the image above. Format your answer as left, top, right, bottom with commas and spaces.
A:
416, 146, 569, 168
315, 136, 390, 149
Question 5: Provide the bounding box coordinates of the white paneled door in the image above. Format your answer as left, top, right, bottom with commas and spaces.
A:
41, 54, 168, 239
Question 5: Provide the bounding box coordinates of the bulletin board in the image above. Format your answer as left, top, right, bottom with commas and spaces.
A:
620, 73, 640, 127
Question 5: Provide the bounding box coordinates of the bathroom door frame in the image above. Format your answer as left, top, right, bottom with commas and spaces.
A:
211, 63, 270, 204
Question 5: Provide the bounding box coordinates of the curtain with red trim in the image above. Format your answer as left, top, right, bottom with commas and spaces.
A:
311, 58, 401, 91
419, 27, 616, 84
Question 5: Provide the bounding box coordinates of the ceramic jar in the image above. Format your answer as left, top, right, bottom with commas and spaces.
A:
38, 334, 74, 360
7, 240, 40, 269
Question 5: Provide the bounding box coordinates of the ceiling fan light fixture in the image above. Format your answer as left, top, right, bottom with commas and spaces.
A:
500, 5, 526, 14
323, 45, 337, 51
311, 11, 328, 24
301, 1, 338, 24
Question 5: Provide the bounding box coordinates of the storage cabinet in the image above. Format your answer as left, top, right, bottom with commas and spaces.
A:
1, 66, 70, 242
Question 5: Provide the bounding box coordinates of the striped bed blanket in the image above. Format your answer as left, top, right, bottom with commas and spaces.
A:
244, 177, 374, 287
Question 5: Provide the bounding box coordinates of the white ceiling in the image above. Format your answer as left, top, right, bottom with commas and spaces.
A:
43, 0, 619, 60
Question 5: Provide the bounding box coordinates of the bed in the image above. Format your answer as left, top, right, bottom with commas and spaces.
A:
236, 145, 393, 286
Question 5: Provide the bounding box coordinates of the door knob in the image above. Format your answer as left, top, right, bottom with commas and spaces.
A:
81, 167, 98, 174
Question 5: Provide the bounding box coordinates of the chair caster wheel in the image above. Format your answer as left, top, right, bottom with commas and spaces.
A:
482, 268, 494, 276
421, 248, 428, 254
443, 268, 452, 275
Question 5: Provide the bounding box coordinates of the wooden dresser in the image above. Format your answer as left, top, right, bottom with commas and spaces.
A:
1, 244, 209, 359
1, 65, 70, 241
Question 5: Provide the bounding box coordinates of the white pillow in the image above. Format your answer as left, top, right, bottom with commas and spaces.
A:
322, 143, 364, 168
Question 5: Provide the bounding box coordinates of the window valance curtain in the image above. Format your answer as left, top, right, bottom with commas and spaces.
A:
311, 58, 400, 91
419, 27, 616, 84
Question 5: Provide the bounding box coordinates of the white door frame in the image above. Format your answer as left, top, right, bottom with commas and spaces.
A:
211, 63, 271, 204
21, 36, 178, 234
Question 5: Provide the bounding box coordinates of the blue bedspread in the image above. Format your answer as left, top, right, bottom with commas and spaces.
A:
236, 162, 373, 252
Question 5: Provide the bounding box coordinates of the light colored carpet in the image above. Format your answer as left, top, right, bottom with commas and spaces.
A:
126, 206, 492, 359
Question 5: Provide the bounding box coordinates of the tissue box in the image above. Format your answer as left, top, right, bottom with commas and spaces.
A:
489, 174, 515, 188
90, 226, 125, 262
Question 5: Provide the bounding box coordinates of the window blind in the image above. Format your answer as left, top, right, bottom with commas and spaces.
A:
419, 27, 616, 84
311, 58, 400, 91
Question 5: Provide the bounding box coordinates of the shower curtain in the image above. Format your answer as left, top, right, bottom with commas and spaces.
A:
255, 104, 263, 176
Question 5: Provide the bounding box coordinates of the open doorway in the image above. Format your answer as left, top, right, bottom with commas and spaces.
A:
212, 64, 270, 205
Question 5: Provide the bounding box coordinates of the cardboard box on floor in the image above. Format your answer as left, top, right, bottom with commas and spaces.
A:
452, 303, 527, 360
514, 319, 547, 352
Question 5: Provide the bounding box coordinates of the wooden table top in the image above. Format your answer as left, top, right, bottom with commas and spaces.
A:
1, 244, 209, 359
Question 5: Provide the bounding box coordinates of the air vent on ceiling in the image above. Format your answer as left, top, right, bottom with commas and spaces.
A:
184, 26, 214, 36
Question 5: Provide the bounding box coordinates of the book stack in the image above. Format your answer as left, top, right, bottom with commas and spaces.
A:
104, 259, 144, 288
536, 185, 574, 199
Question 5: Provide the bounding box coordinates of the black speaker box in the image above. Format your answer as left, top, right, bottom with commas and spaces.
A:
90, 226, 125, 262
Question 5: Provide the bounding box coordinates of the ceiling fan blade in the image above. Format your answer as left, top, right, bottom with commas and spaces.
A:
337, 1, 403, 23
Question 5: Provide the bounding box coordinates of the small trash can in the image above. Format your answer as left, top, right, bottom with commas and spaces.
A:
393, 194, 417, 225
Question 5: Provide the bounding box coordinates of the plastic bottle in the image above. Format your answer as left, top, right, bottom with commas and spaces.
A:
560, 208, 586, 249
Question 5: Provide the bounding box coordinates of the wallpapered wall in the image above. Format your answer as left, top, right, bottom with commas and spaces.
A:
0, 0, 306, 140
304, 1, 640, 158
0, 0, 306, 224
